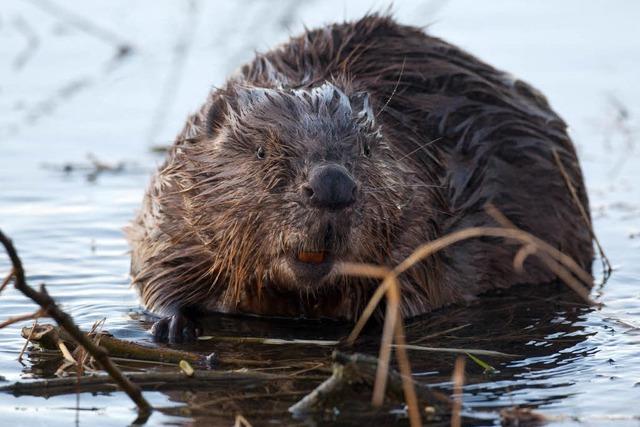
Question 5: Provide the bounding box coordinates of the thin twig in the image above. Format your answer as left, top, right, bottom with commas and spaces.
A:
514, 244, 537, 273
0, 229, 152, 417
451, 356, 465, 427
288, 351, 449, 416
286, 363, 326, 377
234, 414, 253, 427
372, 274, 423, 426
338, 265, 389, 345
392, 344, 517, 358
0, 268, 14, 295
340, 220, 595, 345
197, 336, 339, 346
485, 204, 596, 304
372, 275, 400, 406
17, 318, 38, 363
195, 391, 306, 410
0, 309, 44, 329
393, 314, 421, 427
552, 149, 612, 280
412, 324, 471, 344
24, 0, 132, 52
77, 318, 107, 370
13, 16, 40, 70
337, 205, 595, 425
58, 340, 76, 364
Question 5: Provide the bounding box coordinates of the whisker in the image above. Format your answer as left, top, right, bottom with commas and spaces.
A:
395, 136, 443, 163
363, 183, 446, 189
376, 56, 406, 118
361, 184, 446, 192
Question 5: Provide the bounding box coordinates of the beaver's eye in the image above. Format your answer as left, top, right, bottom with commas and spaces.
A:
256, 146, 266, 159
363, 142, 371, 157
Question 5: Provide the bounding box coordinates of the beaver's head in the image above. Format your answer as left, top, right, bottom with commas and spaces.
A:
176, 81, 424, 302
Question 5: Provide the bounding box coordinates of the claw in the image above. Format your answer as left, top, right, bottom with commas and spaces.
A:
150, 316, 170, 342
150, 313, 200, 343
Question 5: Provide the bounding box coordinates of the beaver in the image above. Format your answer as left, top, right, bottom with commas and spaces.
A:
126, 15, 593, 342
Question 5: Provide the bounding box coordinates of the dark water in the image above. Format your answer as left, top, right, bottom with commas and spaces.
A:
1, 1, 639, 426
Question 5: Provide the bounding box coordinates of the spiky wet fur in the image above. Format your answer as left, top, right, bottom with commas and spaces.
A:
126, 15, 593, 321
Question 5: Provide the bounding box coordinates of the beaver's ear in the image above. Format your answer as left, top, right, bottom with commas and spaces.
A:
205, 93, 230, 136
349, 91, 375, 125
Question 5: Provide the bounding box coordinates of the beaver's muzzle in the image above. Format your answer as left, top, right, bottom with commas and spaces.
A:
302, 164, 357, 211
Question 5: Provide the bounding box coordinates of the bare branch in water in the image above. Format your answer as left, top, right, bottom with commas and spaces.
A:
0, 309, 44, 330
20, 323, 271, 368
289, 351, 449, 416
0, 268, 14, 295
18, 319, 38, 363
0, 369, 283, 397
0, 229, 152, 418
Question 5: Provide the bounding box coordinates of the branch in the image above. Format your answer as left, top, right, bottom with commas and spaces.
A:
341, 214, 596, 345
337, 204, 596, 427
0, 369, 281, 397
288, 351, 449, 415
451, 356, 465, 427
21, 323, 272, 368
552, 149, 612, 279
0, 309, 44, 329
0, 268, 13, 295
0, 229, 152, 416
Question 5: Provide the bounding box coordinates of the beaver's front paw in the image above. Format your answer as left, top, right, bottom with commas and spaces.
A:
150, 313, 201, 343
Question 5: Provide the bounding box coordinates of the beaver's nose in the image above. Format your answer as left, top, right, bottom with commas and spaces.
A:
303, 164, 357, 210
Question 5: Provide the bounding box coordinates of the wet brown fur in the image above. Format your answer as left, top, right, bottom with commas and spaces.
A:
126, 15, 593, 321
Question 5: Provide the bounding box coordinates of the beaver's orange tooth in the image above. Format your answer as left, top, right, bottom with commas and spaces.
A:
297, 251, 326, 264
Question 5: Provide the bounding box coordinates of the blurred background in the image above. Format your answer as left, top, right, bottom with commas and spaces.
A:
1, 1, 639, 426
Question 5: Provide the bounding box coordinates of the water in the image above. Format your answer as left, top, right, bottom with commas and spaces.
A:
1, 1, 639, 425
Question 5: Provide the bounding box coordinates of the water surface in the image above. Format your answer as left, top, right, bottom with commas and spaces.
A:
1, 1, 639, 425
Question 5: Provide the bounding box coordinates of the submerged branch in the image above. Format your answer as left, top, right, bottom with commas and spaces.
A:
289, 351, 449, 415
21, 323, 271, 368
0, 369, 281, 397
